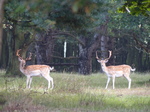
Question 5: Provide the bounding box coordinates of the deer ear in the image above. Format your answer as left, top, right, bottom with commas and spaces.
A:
97, 59, 100, 63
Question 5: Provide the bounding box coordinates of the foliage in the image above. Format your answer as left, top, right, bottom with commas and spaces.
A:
119, 0, 150, 16
4, 0, 111, 32
108, 12, 150, 54
0, 71, 150, 111
2, 0, 150, 74
4, 0, 55, 31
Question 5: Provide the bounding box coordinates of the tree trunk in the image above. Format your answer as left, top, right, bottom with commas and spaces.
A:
78, 45, 92, 75
0, 29, 10, 68
0, 0, 5, 62
6, 25, 20, 76
78, 34, 101, 75
35, 31, 55, 64
5, 26, 34, 76
45, 30, 55, 63
100, 35, 108, 59
35, 33, 46, 64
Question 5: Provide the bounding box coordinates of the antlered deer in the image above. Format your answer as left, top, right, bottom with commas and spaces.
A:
96, 51, 135, 89
16, 49, 54, 89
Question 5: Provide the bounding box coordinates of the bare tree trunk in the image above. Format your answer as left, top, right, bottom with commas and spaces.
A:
6, 25, 20, 75
35, 33, 46, 64
0, 0, 5, 62
78, 34, 101, 75
100, 35, 108, 58
78, 44, 91, 75
45, 30, 55, 63
35, 31, 55, 64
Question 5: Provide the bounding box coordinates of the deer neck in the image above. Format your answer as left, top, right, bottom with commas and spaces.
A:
100, 63, 108, 73
19, 62, 26, 74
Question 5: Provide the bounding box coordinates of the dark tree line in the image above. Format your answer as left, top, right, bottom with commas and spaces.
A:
0, 0, 150, 75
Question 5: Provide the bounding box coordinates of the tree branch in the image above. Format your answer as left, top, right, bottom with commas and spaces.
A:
132, 33, 150, 53
53, 32, 85, 46
51, 55, 79, 59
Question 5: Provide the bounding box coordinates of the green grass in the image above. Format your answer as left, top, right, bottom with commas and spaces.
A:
0, 71, 150, 112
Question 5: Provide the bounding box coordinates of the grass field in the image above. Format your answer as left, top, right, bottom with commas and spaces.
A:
0, 70, 150, 112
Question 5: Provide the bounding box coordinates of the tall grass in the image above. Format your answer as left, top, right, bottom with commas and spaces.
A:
0, 71, 150, 112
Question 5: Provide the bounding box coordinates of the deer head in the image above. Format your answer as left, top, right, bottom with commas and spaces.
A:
96, 50, 112, 64
16, 49, 32, 67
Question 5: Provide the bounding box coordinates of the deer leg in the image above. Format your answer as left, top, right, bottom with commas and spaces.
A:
105, 77, 110, 89
50, 77, 54, 90
125, 76, 131, 89
47, 77, 50, 89
43, 75, 54, 89
47, 77, 54, 90
28, 77, 32, 88
26, 76, 30, 88
112, 76, 115, 89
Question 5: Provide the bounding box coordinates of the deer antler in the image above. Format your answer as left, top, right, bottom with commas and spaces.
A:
16, 49, 22, 59
96, 50, 112, 60
105, 50, 112, 60
26, 52, 32, 61
96, 51, 100, 60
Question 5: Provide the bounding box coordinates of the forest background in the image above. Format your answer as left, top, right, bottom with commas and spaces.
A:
0, 0, 150, 75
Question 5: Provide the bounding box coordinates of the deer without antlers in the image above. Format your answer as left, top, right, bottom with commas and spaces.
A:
96, 51, 135, 89
16, 49, 54, 89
